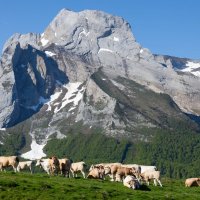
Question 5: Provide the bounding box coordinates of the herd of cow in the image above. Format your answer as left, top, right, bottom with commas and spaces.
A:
0, 155, 200, 189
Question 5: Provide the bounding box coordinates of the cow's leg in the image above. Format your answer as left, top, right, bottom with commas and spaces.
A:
157, 179, 162, 187
110, 174, 115, 181
16, 166, 19, 172
66, 170, 70, 178
115, 174, 121, 182
81, 170, 86, 178
71, 170, 75, 178
29, 166, 33, 174
11, 164, 17, 173
13, 167, 17, 173
153, 179, 157, 186
47, 168, 50, 175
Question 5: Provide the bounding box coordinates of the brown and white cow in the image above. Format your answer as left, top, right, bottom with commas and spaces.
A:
87, 165, 105, 179
103, 163, 122, 181
49, 156, 60, 175
89, 163, 121, 171
36, 159, 50, 174
59, 158, 71, 177
115, 166, 137, 182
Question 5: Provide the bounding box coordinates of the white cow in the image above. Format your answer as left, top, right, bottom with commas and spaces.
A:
140, 170, 162, 187
140, 165, 157, 173
17, 161, 34, 174
70, 161, 87, 178
123, 175, 140, 189
35, 159, 50, 175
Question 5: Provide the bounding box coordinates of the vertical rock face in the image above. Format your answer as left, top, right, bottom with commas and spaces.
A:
0, 39, 20, 127
0, 8, 200, 137
0, 34, 69, 127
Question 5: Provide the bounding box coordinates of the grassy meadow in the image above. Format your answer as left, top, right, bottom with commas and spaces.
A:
0, 172, 200, 200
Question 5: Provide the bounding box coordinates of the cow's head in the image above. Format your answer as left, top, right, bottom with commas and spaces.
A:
50, 156, 59, 166
130, 167, 137, 173
89, 164, 94, 171
104, 166, 111, 175
35, 159, 43, 167
128, 180, 139, 190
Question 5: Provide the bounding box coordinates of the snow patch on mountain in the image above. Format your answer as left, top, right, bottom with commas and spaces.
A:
46, 91, 62, 112
21, 138, 46, 160
114, 37, 119, 42
54, 82, 84, 113
45, 82, 85, 113
140, 49, 144, 54
45, 51, 56, 57
80, 29, 90, 37
98, 48, 114, 54
41, 36, 49, 46
181, 61, 200, 77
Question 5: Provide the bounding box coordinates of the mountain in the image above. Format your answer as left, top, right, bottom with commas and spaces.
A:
0, 9, 200, 177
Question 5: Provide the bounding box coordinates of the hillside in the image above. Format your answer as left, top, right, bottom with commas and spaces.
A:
0, 172, 200, 200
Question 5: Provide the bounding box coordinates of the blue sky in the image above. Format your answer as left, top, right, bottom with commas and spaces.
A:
0, 0, 199, 59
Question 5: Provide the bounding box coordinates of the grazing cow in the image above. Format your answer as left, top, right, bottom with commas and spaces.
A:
89, 163, 121, 171
101, 163, 122, 181
49, 156, 60, 175
17, 161, 34, 174
104, 165, 117, 181
87, 165, 105, 179
0, 156, 19, 172
115, 166, 137, 182
123, 175, 140, 190
70, 161, 87, 178
36, 159, 51, 175
122, 164, 141, 174
140, 170, 162, 187
59, 158, 71, 177
185, 178, 200, 187
140, 165, 157, 173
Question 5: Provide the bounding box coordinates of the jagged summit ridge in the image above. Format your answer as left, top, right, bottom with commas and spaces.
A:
41, 9, 142, 59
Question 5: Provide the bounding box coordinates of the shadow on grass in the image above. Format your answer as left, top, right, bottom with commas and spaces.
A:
139, 184, 151, 191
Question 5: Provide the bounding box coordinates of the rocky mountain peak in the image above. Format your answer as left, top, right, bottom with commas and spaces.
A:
40, 9, 142, 60
0, 8, 200, 162
0, 8, 200, 147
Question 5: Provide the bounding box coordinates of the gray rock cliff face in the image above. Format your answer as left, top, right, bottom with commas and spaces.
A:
0, 8, 200, 141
